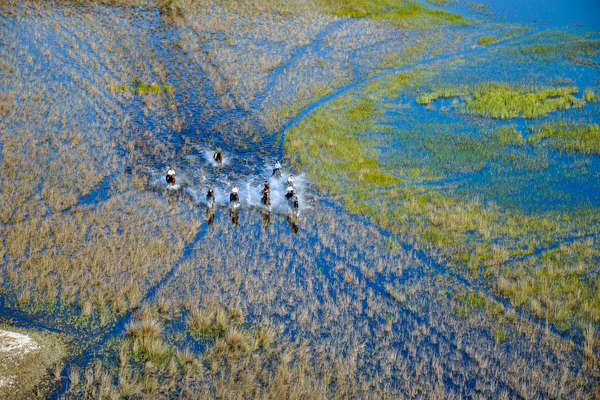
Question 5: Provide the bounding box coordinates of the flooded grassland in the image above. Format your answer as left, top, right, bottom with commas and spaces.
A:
0, 0, 599, 398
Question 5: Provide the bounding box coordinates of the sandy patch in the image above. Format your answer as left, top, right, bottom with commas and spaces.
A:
0, 330, 39, 354
0, 330, 39, 388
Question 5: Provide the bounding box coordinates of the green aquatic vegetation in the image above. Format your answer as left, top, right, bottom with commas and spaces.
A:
528, 122, 600, 155
423, 131, 498, 173
286, 94, 401, 195
364, 71, 431, 98
452, 289, 505, 321
519, 36, 600, 67
494, 125, 523, 147
416, 86, 465, 105
376, 42, 431, 70
476, 36, 498, 46
286, 72, 600, 334
323, 0, 466, 28
496, 238, 600, 332
476, 26, 529, 46
187, 305, 243, 339
468, 83, 588, 120
109, 79, 174, 96
426, 0, 453, 5
68, 309, 374, 398
417, 83, 593, 119
131, 79, 174, 96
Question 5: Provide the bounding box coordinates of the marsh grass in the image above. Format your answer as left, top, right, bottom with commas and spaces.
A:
135, 209, 599, 398
416, 86, 465, 105
158, 0, 467, 29
518, 34, 600, 66
476, 26, 530, 46
110, 79, 175, 97
496, 238, 600, 332
418, 83, 593, 119
528, 122, 600, 155
494, 125, 523, 147
2, 1, 600, 397
286, 71, 600, 334
187, 305, 243, 339
323, 0, 467, 28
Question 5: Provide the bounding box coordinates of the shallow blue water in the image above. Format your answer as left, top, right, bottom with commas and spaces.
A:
475, 0, 600, 30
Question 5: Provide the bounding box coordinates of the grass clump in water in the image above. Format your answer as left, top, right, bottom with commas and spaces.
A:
528, 122, 600, 155
323, 0, 466, 28
476, 26, 529, 46
131, 79, 174, 96
468, 83, 587, 120
494, 125, 523, 147
187, 305, 243, 339
109, 79, 174, 96
416, 86, 465, 105
519, 34, 600, 67
418, 83, 594, 119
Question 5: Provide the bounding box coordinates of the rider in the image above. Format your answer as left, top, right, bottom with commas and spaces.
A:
230, 187, 239, 204
287, 175, 294, 188
166, 167, 176, 185
206, 187, 215, 207
261, 181, 270, 195
213, 150, 223, 164
272, 161, 281, 177
261, 188, 271, 206
285, 186, 299, 210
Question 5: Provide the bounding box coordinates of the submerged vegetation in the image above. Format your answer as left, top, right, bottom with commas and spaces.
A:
518, 32, 600, 66
528, 122, 600, 155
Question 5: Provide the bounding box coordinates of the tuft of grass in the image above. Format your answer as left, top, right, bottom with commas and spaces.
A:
416, 86, 465, 105
528, 122, 600, 155
418, 83, 593, 119
468, 83, 587, 120
187, 305, 242, 339
476, 27, 529, 46
494, 125, 523, 147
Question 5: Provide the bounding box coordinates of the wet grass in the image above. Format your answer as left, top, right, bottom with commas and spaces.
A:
476, 26, 530, 46
157, 0, 467, 29
324, 0, 467, 28
0, 327, 67, 400
2, 0, 600, 397
418, 83, 595, 120
518, 32, 600, 67
528, 122, 600, 155
67, 308, 374, 398
286, 72, 600, 334
110, 79, 175, 97
494, 125, 523, 147
496, 238, 600, 332
468, 84, 591, 120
